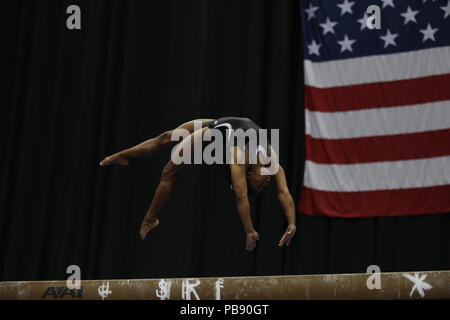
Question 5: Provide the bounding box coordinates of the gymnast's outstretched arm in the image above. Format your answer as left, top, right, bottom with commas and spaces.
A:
274, 165, 296, 246
230, 161, 259, 251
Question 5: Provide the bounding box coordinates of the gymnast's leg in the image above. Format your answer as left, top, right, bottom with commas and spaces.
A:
138, 159, 183, 239
99, 119, 214, 166
138, 126, 210, 239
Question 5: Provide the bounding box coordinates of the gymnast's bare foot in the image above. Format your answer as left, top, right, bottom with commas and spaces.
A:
99, 153, 129, 166
139, 218, 160, 239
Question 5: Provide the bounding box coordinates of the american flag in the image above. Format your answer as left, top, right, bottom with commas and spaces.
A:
298, 0, 450, 217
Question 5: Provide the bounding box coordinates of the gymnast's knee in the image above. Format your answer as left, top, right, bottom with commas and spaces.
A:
157, 130, 173, 145
160, 161, 181, 183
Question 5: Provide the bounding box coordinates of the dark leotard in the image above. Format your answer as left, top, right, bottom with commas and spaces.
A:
203, 117, 271, 189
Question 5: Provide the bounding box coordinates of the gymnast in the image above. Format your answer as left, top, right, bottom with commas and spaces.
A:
100, 117, 296, 251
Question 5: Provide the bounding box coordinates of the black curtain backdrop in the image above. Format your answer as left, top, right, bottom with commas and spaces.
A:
1, 0, 449, 282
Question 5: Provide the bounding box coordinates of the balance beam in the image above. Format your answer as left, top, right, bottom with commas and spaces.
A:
1, 270, 449, 300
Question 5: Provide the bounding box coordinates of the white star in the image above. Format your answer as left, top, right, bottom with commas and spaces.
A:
319, 17, 338, 35
420, 23, 438, 42
308, 40, 322, 56
337, 0, 355, 16
305, 3, 319, 20
441, 0, 450, 19
400, 6, 419, 25
381, 0, 395, 9
338, 34, 356, 53
380, 29, 399, 48
403, 273, 433, 298
358, 13, 369, 30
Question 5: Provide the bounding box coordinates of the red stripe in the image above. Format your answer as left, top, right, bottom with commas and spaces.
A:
306, 129, 450, 164
298, 185, 450, 218
305, 74, 450, 112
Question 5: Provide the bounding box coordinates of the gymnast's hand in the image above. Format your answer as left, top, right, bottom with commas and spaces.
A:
279, 224, 296, 247
245, 231, 260, 251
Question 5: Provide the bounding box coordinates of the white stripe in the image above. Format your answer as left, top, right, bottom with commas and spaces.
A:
213, 123, 233, 140
253, 145, 268, 161
304, 46, 450, 88
304, 156, 450, 192
305, 100, 450, 139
